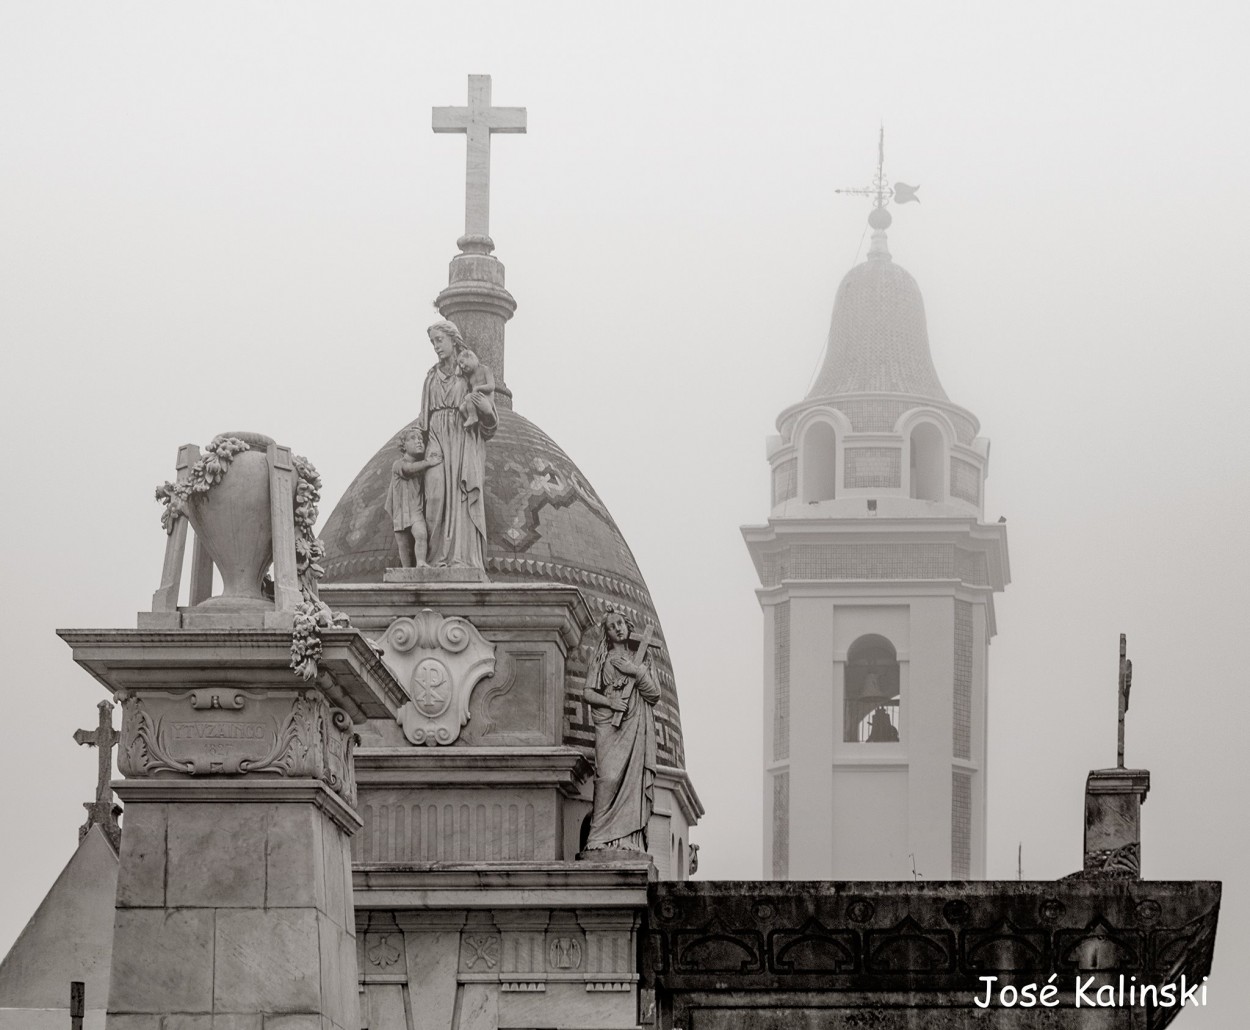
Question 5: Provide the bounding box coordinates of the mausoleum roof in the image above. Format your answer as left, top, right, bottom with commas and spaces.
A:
321, 407, 687, 768
807, 237, 948, 402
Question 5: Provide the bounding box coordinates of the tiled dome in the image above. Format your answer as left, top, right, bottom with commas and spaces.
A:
808, 249, 948, 401
320, 407, 686, 768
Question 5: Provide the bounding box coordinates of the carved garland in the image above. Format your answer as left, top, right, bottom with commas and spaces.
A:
154, 436, 349, 680
154, 434, 251, 534
288, 454, 350, 681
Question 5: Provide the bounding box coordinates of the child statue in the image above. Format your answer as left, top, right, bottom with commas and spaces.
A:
384, 427, 442, 567
455, 345, 496, 429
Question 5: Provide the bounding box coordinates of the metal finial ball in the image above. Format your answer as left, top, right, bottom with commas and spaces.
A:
868, 207, 893, 230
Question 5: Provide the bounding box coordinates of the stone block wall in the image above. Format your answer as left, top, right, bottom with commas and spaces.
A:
108, 786, 359, 1030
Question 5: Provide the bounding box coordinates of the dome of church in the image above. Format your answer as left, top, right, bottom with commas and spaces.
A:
320, 406, 686, 768
807, 244, 948, 402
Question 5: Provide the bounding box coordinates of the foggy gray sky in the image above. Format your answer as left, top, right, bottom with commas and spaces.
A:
2, 3, 1247, 1023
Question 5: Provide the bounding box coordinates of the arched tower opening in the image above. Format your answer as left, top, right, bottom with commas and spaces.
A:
844, 634, 901, 743
909, 422, 944, 501
801, 422, 837, 502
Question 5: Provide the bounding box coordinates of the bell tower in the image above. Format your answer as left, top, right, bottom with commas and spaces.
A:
743, 142, 1009, 880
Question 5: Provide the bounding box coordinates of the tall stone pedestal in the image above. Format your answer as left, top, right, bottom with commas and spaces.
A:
1085, 768, 1150, 878
59, 629, 404, 1030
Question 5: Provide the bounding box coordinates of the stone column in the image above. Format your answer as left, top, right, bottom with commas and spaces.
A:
436, 237, 517, 409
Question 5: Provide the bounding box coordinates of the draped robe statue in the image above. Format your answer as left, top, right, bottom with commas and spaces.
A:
417, 321, 498, 569
582, 609, 661, 853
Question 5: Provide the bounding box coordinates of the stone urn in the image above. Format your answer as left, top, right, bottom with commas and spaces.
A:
185, 431, 294, 610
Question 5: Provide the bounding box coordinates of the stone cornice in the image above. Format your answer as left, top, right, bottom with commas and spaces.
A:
354, 861, 653, 911
355, 746, 593, 796
113, 777, 364, 834
655, 765, 705, 824
741, 522, 1010, 593
57, 627, 406, 721
318, 583, 592, 651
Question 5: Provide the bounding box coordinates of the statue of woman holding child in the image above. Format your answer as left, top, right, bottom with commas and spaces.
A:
389, 320, 498, 570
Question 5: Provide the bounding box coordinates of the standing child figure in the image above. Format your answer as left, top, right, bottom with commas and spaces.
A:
385, 427, 442, 567
455, 346, 496, 428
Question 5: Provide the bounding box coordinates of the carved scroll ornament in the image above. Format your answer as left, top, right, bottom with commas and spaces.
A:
115, 688, 358, 805
377, 610, 496, 746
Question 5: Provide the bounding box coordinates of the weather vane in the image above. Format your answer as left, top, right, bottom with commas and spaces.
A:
835, 125, 920, 229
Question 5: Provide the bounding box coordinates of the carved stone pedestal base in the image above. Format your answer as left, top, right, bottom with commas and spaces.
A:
1084, 767, 1150, 878
109, 779, 361, 1029
56, 628, 405, 1030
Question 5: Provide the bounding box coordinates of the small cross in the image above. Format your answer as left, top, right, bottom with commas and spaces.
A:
433, 75, 526, 244
74, 699, 122, 851
1117, 633, 1132, 768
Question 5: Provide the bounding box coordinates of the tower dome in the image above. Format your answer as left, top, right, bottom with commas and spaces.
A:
320, 407, 687, 769
808, 239, 948, 402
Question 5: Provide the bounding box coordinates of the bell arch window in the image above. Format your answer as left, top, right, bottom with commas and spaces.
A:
844, 634, 901, 743
909, 422, 944, 501
801, 421, 837, 502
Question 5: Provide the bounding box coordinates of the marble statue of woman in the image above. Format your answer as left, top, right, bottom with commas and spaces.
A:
582, 607, 661, 854
417, 320, 498, 569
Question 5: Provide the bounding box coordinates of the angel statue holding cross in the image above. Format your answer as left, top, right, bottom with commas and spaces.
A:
581, 605, 662, 855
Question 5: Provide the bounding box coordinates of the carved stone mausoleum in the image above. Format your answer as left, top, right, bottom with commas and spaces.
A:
0, 74, 701, 1030
0, 86, 1220, 1030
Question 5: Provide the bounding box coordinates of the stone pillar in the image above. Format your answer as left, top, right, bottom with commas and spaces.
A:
1084, 767, 1150, 877
436, 236, 517, 408
58, 629, 406, 1030
108, 779, 360, 1030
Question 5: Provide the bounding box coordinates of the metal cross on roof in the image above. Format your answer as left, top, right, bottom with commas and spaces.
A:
74, 699, 122, 850
433, 75, 527, 245
834, 126, 920, 224
1118, 633, 1133, 768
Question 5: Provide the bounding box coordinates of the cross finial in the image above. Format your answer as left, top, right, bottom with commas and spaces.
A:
1117, 633, 1133, 768
433, 75, 527, 251
74, 699, 121, 851
834, 125, 921, 236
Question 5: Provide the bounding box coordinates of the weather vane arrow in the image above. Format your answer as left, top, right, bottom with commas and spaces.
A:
835, 125, 920, 229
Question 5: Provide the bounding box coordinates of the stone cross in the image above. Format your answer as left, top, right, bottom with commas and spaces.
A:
433, 75, 526, 242
1117, 633, 1132, 768
74, 699, 122, 851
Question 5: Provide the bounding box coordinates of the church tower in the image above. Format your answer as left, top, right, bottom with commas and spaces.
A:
743, 162, 1009, 881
